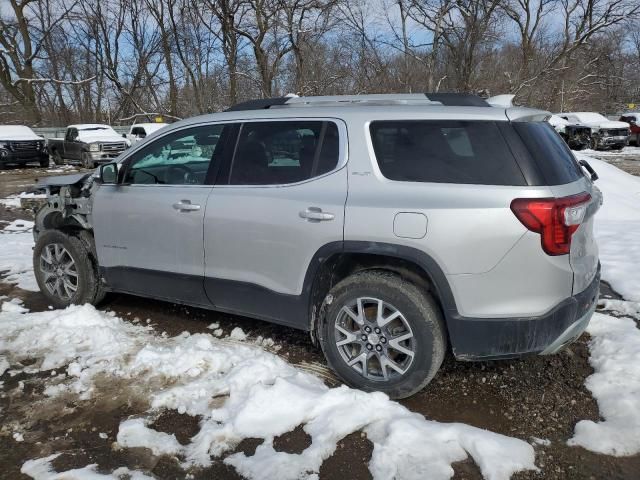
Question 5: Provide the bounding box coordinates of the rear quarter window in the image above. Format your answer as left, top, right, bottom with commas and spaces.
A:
369, 121, 526, 186
512, 122, 583, 185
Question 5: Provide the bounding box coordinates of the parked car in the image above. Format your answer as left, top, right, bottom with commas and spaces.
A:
619, 113, 640, 146
547, 115, 591, 150
125, 122, 168, 144
48, 124, 130, 168
0, 125, 48, 168
556, 112, 630, 150
32, 94, 601, 399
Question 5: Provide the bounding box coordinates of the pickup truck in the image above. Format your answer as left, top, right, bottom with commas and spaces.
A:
0, 125, 49, 168
556, 112, 630, 150
48, 124, 130, 168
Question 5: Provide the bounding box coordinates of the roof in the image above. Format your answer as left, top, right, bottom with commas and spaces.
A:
131, 123, 168, 129
68, 124, 112, 130
225, 93, 490, 112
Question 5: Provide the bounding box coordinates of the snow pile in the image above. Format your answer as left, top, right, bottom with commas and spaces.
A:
0, 191, 45, 209
598, 299, 640, 319
0, 219, 38, 291
577, 154, 640, 301
0, 303, 153, 398
0, 302, 537, 480
21, 454, 153, 480
569, 311, 640, 456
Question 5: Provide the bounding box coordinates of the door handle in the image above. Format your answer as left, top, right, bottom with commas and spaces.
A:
173, 200, 201, 212
299, 207, 334, 222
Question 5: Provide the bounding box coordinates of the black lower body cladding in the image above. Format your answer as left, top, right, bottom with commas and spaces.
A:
448, 267, 600, 360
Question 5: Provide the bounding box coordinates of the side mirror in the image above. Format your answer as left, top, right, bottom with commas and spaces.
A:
122, 133, 127, 138
98, 162, 118, 184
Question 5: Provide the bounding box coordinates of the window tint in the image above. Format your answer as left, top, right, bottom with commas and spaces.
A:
124, 125, 225, 185
513, 122, 582, 185
369, 121, 526, 185
228, 121, 339, 185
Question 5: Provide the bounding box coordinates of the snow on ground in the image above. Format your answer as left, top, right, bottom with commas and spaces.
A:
576, 153, 640, 301
0, 219, 38, 291
580, 146, 640, 157
0, 301, 538, 480
0, 191, 45, 209
568, 311, 640, 456
21, 454, 153, 480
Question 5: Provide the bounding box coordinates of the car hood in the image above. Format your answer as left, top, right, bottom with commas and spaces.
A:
77, 134, 127, 144
0, 134, 44, 141
37, 173, 92, 187
577, 120, 629, 129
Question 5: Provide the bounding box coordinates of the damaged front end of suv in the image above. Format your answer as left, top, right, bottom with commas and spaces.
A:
33, 173, 98, 242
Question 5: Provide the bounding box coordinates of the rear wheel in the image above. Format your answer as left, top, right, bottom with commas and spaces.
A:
40, 157, 49, 168
33, 230, 100, 309
81, 152, 94, 169
51, 151, 63, 165
318, 270, 446, 399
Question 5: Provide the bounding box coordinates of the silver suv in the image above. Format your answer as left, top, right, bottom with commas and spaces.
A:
33, 94, 601, 399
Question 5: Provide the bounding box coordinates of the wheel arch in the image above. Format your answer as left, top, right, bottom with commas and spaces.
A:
305, 241, 457, 347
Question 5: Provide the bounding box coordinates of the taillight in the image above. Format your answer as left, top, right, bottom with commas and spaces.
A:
510, 193, 591, 255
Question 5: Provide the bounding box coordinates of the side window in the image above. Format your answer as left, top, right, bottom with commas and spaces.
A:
369, 120, 526, 186
228, 121, 340, 185
123, 125, 226, 185
67, 129, 78, 141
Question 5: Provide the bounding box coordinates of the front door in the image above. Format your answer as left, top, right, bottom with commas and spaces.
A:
93, 123, 230, 306
203, 119, 348, 327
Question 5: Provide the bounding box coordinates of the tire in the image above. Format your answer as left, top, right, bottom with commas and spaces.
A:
51, 151, 63, 165
40, 157, 50, 168
589, 136, 598, 150
75, 229, 107, 305
317, 270, 446, 399
81, 152, 94, 169
33, 230, 100, 309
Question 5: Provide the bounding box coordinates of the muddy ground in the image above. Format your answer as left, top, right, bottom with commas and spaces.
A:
1, 156, 640, 479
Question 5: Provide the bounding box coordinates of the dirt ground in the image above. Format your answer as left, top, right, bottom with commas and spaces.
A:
1, 156, 640, 479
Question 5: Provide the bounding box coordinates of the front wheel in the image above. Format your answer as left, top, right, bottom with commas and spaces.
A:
33, 230, 101, 309
318, 270, 446, 399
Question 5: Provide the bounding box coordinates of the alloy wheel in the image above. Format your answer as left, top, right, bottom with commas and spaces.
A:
39, 243, 78, 300
334, 297, 416, 381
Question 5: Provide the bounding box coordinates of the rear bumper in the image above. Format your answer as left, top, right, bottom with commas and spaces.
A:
449, 266, 600, 360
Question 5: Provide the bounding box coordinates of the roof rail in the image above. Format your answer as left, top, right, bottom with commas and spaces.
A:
225, 93, 490, 112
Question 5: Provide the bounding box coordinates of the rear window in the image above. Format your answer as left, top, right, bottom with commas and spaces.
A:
369, 121, 526, 185
512, 122, 582, 185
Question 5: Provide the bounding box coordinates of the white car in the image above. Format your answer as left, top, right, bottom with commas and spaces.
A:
126, 123, 168, 143
556, 112, 630, 150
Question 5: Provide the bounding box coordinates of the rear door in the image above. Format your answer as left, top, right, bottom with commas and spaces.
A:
93, 123, 232, 306
202, 119, 347, 327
